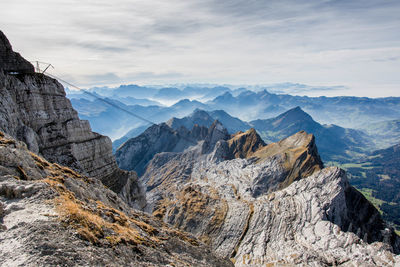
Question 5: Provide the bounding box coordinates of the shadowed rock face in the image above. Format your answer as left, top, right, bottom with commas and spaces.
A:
0, 31, 34, 73
0, 132, 233, 267
116, 123, 210, 176
0, 32, 144, 208
141, 128, 400, 265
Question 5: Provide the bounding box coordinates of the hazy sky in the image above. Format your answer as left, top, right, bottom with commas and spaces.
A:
1, 0, 400, 97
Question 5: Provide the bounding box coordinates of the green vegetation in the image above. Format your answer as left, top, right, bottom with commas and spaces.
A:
343, 143, 400, 230
357, 188, 384, 214
340, 162, 374, 170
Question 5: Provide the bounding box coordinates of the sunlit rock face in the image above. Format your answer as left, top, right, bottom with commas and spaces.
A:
141, 127, 400, 266
0, 30, 144, 208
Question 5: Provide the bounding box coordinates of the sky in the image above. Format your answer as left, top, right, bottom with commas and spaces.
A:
1, 0, 400, 97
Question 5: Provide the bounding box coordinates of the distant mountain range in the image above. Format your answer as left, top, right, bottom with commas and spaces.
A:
114, 107, 372, 163
250, 107, 372, 163
206, 90, 400, 127
67, 84, 400, 147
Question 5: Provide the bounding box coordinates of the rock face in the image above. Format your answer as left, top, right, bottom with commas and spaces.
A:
0, 31, 144, 208
226, 128, 266, 159
141, 127, 400, 265
116, 122, 210, 176
0, 31, 34, 73
0, 132, 233, 266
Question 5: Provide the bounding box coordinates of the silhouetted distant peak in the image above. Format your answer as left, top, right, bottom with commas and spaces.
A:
191, 108, 211, 118
278, 106, 313, 123
216, 91, 234, 100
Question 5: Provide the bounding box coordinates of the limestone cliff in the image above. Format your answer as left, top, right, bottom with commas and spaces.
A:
0, 31, 144, 208
0, 132, 233, 266
141, 127, 400, 266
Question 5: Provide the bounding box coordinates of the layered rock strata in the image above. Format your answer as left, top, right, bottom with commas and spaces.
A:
140, 127, 400, 266
0, 31, 144, 208
0, 132, 233, 266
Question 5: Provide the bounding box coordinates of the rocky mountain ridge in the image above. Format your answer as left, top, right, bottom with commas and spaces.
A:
0, 31, 144, 208
0, 131, 233, 266
133, 124, 400, 265
250, 106, 372, 163
116, 122, 211, 176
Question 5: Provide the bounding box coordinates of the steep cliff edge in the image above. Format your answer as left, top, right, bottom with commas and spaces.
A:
0, 31, 34, 73
140, 126, 400, 265
0, 31, 144, 208
0, 132, 233, 266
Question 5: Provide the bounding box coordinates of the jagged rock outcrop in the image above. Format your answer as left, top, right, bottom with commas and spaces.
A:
226, 128, 266, 159
0, 31, 34, 73
166, 109, 215, 130
116, 122, 210, 176
0, 31, 144, 208
141, 127, 400, 266
0, 132, 233, 267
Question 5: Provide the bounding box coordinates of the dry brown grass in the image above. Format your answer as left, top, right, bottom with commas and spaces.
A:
29, 152, 50, 170
17, 166, 29, 180
18, 145, 200, 249
52, 185, 151, 246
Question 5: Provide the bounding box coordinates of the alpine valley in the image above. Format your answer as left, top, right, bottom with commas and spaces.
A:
1, 30, 400, 267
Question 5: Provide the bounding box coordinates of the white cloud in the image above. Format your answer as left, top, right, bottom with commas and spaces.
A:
1, 0, 400, 97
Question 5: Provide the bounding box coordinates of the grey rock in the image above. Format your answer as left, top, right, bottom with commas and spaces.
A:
0, 132, 233, 267
0, 30, 34, 73
142, 130, 400, 266
0, 32, 144, 208
116, 122, 209, 176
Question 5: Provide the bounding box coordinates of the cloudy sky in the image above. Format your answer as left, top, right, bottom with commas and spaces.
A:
1, 0, 400, 97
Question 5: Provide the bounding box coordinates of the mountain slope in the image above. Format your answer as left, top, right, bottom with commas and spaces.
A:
361, 119, 400, 149
116, 123, 210, 176
0, 131, 233, 267
0, 31, 143, 208
250, 106, 372, 162
343, 143, 400, 228
140, 127, 400, 265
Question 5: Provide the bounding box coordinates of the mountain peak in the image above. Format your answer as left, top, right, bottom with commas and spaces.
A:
272, 106, 314, 127
190, 109, 212, 120
0, 30, 34, 73
253, 131, 323, 188
226, 128, 266, 159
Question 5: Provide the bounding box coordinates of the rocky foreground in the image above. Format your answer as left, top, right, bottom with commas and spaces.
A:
0, 131, 233, 266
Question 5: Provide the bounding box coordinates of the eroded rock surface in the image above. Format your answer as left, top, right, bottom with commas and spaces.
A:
0, 31, 144, 208
116, 122, 210, 175
0, 132, 233, 267
141, 128, 400, 266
